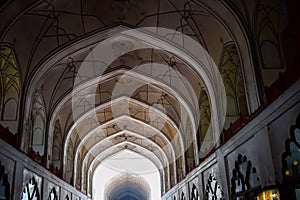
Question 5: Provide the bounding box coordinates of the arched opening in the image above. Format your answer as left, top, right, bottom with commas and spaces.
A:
105, 172, 151, 200
0, 45, 21, 134
93, 150, 160, 200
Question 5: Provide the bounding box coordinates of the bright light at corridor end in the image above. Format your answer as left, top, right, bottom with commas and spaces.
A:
93, 150, 161, 200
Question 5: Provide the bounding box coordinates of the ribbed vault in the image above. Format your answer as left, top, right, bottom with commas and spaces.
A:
25, 27, 226, 196
0, 0, 261, 198
0, 0, 296, 199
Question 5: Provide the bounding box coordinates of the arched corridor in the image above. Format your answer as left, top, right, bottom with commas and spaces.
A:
94, 150, 160, 200
104, 172, 151, 200
0, 0, 299, 200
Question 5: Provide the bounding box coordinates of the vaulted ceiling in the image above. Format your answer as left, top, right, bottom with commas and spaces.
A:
0, 0, 264, 197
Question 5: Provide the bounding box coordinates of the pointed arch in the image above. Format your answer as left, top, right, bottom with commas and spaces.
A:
198, 89, 212, 158
65, 140, 74, 184
255, 0, 287, 86
88, 170, 92, 197
219, 42, 248, 130
185, 118, 195, 173
75, 152, 82, 189
51, 119, 62, 168
0, 45, 21, 133
82, 163, 87, 192
30, 92, 46, 155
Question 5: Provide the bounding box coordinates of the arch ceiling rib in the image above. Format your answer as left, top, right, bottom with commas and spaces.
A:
71, 114, 180, 182
80, 129, 173, 176
48, 68, 192, 134
2, 0, 233, 75
87, 141, 167, 188
88, 142, 164, 176
48, 65, 195, 127
72, 98, 180, 162
59, 68, 198, 176
81, 133, 170, 191
68, 96, 185, 145
55, 68, 200, 173
51, 69, 197, 142
51, 66, 197, 140
44, 48, 204, 121
77, 115, 175, 163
